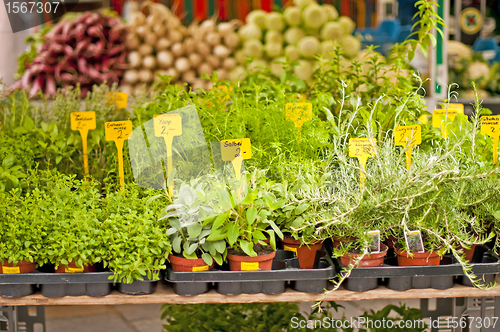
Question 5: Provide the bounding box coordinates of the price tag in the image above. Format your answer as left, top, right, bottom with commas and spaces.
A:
394, 125, 421, 170
105, 121, 133, 187
286, 103, 313, 135
366, 230, 381, 254
349, 138, 376, 188
65, 267, 84, 273
154, 114, 182, 196
432, 103, 464, 128
192, 265, 209, 272
283, 245, 298, 253
71, 111, 96, 176
2, 266, 20, 274
481, 115, 500, 164
405, 230, 425, 253
240, 262, 259, 271
220, 138, 252, 162
106, 92, 128, 109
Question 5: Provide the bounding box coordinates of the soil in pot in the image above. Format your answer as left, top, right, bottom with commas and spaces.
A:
340, 244, 389, 267
227, 245, 276, 271
0, 260, 36, 274
55, 261, 97, 273
169, 254, 214, 272
394, 247, 441, 266
281, 237, 323, 269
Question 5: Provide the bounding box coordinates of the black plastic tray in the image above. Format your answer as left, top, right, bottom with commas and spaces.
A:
336, 246, 500, 292
166, 250, 336, 296
0, 270, 160, 298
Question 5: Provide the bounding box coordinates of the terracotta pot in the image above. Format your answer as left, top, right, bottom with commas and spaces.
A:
281, 237, 323, 269
340, 244, 389, 267
395, 248, 441, 266
169, 254, 213, 272
384, 235, 397, 249
0, 260, 36, 274
55, 261, 97, 273
227, 250, 276, 271
459, 244, 477, 263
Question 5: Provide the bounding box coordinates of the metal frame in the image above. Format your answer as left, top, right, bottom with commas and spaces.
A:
0, 307, 45, 332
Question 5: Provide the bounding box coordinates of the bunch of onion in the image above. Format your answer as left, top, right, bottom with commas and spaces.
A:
121, 1, 242, 93
233, 0, 361, 82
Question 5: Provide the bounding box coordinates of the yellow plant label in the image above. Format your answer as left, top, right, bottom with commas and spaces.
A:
71, 111, 96, 131
349, 138, 376, 187
286, 103, 313, 130
71, 111, 96, 176
432, 104, 464, 128
2, 266, 20, 274
105, 121, 133, 142
220, 138, 252, 161
283, 246, 298, 253
481, 116, 500, 137
106, 92, 128, 109
154, 114, 182, 137
348, 138, 376, 160
481, 115, 500, 164
240, 262, 259, 271
394, 125, 422, 146
192, 265, 209, 272
418, 114, 428, 124
65, 267, 84, 273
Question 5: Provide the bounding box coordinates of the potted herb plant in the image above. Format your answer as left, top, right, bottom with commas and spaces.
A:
206, 169, 285, 271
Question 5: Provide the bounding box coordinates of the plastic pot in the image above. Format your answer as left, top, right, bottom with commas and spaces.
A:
384, 235, 397, 249
281, 237, 323, 269
55, 261, 97, 273
169, 254, 213, 272
340, 244, 389, 267
227, 251, 276, 271
461, 244, 478, 263
395, 248, 441, 266
0, 260, 36, 274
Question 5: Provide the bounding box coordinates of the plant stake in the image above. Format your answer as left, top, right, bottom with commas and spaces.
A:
348, 138, 376, 188
105, 120, 133, 188
481, 115, 500, 164
394, 125, 421, 170
154, 114, 182, 196
70, 111, 96, 176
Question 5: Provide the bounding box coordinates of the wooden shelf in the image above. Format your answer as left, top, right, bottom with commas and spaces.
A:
1, 276, 499, 306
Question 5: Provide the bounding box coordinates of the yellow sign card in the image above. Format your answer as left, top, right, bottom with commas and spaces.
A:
432, 104, 464, 128
105, 121, 133, 142
283, 245, 298, 253
2, 266, 20, 274
394, 125, 422, 146
192, 265, 209, 272
154, 114, 182, 137
240, 262, 259, 271
106, 92, 128, 109
71, 111, 96, 131
65, 267, 84, 273
286, 103, 313, 129
348, 138, 376, 159
220, 138, 252, 161
481, 116, 500, 137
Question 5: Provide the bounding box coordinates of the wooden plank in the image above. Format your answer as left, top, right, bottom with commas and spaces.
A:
1, 278, 499, 306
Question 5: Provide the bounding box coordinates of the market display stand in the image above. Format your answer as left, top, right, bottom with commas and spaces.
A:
2, 278, 500, 332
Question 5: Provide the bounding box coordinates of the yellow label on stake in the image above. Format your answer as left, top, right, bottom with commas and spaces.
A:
220, 138, 252, 162
105, 121, 133, 142
418, 114, 428, 124
240, 262, 259, 271
105, 121, 133, 187
71, 111, 96, 131
154, 114, 183, 196
432, 103, 464, 128
71, 111, 96, 176
394, 125, 422, 170
2, 266, 20, 274
285, 103, 313, 132
481, 115, 500, 164
192, 265, 209, 272
349, 138, 376, 188
283, 246, 298, 253
106, 92, 128, 109
65, 267, 84, 273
